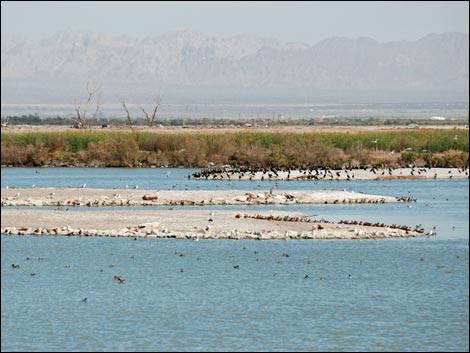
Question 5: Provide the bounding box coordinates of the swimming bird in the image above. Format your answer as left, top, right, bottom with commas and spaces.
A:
81, 297, 88, 303
114, 275, 126, 284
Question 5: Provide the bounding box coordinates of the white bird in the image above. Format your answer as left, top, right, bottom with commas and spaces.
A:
125, 184, 129, 189
354, 228, 363, 235
133, 185, 139, 189
15, 192, 20, 197
81, 183, 86, 188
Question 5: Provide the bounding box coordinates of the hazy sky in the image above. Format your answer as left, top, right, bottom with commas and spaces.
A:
1, 1, 469, 44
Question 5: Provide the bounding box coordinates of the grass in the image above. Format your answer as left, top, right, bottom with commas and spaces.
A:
1, 129, 468, 168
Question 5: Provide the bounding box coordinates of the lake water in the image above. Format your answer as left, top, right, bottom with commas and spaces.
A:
1, 168, 469, 351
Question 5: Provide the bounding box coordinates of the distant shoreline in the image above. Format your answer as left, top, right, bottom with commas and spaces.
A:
191, 167, 468, 181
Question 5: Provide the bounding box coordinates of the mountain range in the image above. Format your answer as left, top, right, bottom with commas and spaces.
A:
1, 30, 468, 103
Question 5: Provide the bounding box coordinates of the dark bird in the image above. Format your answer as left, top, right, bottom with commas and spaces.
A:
114, 275, 126, 284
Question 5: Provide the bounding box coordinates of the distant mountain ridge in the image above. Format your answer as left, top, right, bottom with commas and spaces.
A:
1, 30, 468, 103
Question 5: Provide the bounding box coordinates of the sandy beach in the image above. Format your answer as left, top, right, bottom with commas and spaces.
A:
1, 208, 430, 240
192, 167, 469, 181
1, 188, 412, 207
1, 187, 429, 239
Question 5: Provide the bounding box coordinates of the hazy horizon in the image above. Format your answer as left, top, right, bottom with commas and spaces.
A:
1, 1, 469, 113
2, 1, 468, 44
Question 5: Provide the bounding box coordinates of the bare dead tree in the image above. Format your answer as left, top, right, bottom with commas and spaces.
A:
1, 115, 10, 128
73, 82, 101, 128
120, 99, 134, 131
140, 95, 161, 128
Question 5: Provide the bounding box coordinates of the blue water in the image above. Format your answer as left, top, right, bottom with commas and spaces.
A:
1, 168, 469, 351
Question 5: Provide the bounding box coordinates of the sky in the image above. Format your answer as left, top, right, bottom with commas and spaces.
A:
1, 1, 468, 44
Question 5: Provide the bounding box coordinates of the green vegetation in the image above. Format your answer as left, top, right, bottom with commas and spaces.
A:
2, 129, 468, 168
3, 114, 469, 127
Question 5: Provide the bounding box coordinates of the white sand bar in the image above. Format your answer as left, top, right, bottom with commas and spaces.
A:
192, 167, 469, 181
1, 209, 431, 240
1, 188, 413, 207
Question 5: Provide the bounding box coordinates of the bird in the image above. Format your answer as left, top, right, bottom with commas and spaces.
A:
81, 297, 88, 303
80, 183, 86, 188
114, 275, 126, 284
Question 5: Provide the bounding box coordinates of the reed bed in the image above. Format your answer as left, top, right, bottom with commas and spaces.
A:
1, 129, 468, 168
